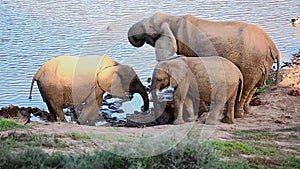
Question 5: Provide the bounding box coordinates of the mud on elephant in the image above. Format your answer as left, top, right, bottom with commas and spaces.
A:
29, 55, 149, 125
128, 12, 280, 118
151, 56, 243, 125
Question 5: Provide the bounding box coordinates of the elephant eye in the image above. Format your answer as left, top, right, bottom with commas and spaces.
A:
156, 78, 163, 82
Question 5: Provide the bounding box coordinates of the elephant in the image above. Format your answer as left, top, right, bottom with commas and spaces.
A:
29, 55, 149, 125
128, 12, 280, 118
151, 56, 243, 125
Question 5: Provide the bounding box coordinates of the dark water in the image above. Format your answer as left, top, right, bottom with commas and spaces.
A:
0, 0, 299, 111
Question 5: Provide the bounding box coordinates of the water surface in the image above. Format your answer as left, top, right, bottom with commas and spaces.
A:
0, 0, 299, 110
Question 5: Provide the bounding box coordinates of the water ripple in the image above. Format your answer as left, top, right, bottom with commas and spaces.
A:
0, 0, 299, 109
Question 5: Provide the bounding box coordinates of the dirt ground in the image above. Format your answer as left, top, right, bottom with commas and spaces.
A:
1, 58, 299, 158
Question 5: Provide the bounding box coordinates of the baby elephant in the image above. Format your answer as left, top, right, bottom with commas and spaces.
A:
29, 55, 149, 125
151, 56, 243, 125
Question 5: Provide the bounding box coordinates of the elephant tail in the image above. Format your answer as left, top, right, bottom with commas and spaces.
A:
28, 77, 35, 100
29, 67, 43, 99
237, 73, 244, 102
273, 49, 281, 85
268, 42, 281, 85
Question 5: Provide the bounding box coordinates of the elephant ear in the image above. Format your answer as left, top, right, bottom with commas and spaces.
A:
96, 55, 118, 92
166, 60, 188, 88
155, 22, 177, 62
98, 55, 117, 70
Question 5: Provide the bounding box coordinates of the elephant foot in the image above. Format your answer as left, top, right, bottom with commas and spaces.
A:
234, 109, 244, 118
173, 118, 184, 125
59, 118, 67, 122
244, 105, 252, 114
88, 122, 96, 126
88, 120, 96, 126
221, 116, 233, 124
197, 111, 204, 118
186, 116, 196, 122
199, 104, 208, 113
204, 119, 217, 125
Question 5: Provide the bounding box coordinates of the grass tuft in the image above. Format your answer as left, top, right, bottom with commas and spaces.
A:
0, 118, 26, 131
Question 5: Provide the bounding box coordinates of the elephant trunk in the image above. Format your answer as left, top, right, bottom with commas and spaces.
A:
151, 89, 159, 115
151, 88, 167, 124
130, 76, 149, 111
127, 22, 146, 47
138, 87, 149, 111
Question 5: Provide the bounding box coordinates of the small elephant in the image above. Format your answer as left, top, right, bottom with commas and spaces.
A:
29, 55, 149, 125
151, 56, 243, 125
128, 12, 280, 118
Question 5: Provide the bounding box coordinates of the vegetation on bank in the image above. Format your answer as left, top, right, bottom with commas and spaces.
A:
0, 118, 26, 131
0, 123, 299, 169
0, 140, 298, 169
0, 139, 252, 169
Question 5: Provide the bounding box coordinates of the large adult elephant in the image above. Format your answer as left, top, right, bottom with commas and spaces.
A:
128, 12, 280, 117
29, 55, 149, 125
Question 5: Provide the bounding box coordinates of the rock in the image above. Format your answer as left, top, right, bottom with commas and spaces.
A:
275, 119, 286, 124
288, 89, 300, 96
146, 77, 152, 83
126, 110, 157, 127
250, 97, 262, 106
284, 115, 292, 119
0, 105, 52, 123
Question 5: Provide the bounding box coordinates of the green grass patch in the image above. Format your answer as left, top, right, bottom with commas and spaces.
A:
254, 75, 274, 96
0, 132, 68, 150
234, 129, 278, 141
210, 141, 277, 156
67, 132, 91, 140
0, 118, 26, 131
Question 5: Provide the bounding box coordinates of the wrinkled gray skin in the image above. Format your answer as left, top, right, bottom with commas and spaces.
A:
128, 12, 280, 118
151, 56, 243, 125
29, 55, 149, 126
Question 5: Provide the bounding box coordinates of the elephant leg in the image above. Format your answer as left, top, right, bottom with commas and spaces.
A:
79, 90, 103, 126
78, 101, 97, 126
173, 96, 185, 125
184, 96, 195, 122
56, 108, 67, 122
87, 106, 100, 126
45, 100, 66, 122
87, 91, 104, 125
234, 93, 246, 118
79, 104, 99, 126
205, 100, 224, 125
198, 101, 208, 117
78, 105, 88, 125
173, 83, 188, 125
244, 87, 257, 114
221, 91, 236, 124
45, 101, 58, 122
235, 76, 260, 118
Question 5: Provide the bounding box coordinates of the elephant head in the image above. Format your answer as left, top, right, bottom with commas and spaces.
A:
151, 59, 188, 90
151, 57, 198, 124
97, 56, 149, 111
128, 13, 179, 61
